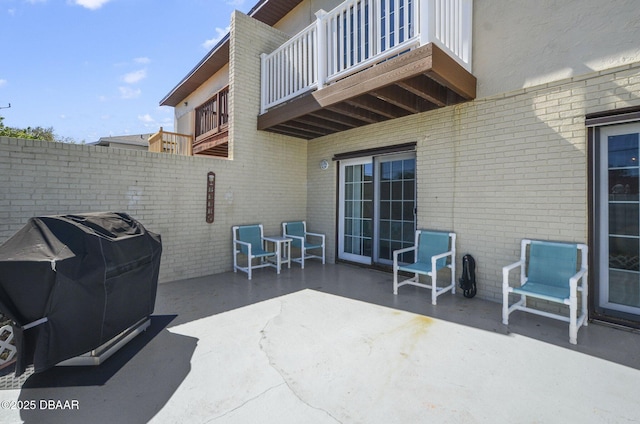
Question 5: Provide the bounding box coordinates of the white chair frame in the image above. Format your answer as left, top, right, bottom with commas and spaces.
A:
502, 239, 588, 345
393, 230, 456, 305
232, 224, 277, 280
282, 221, 325, 269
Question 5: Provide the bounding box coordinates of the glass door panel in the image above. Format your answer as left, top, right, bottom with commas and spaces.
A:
599, 123, 640, 319
339, 158, 373, 264
375, 154, 416, 264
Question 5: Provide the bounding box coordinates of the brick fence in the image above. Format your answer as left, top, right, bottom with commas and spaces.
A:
0, 136, 306, 283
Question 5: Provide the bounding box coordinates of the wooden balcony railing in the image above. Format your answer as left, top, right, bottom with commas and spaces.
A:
148, 128, 193, 156
260, 0, 472, 113
195, 86, 229, 141
149, 87, 230, 158
193, 86, 230, 157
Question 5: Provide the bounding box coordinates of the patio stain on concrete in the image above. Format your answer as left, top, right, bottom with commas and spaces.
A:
402, 314, 434, 340
397, 315, 434, 359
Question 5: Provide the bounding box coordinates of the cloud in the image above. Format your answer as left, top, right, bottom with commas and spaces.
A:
138, 114, 154, 123
0, 79, 6, 88
118, 86, 141, 99
203, 27, 230, 50
138, 113, 162, 130
122, 69, 147, 84
134, 57, 150, 64
72, 0, 111, 10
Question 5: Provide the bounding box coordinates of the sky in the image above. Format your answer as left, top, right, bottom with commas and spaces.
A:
0, 0, 254, 143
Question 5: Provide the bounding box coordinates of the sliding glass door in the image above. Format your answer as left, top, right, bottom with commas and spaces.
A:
338, 153, 416, 265
597, 122, 640, 321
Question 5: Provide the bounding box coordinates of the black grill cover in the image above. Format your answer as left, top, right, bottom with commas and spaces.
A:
0, 212, 162, 375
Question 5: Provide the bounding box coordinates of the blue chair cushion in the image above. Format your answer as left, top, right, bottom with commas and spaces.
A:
416, 231, 450, 270
285, 222, 305, 249
527, 241, 578, 289
513, 282, 570, 303
237, 225, 271, 257
398, 261, 434, 274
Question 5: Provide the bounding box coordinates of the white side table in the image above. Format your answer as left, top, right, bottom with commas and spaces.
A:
263, 236, 292, 274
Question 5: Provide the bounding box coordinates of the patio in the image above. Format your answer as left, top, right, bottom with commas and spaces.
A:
1, 262, 640, 423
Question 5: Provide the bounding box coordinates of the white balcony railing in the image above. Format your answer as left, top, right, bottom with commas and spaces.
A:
260, 0, 473, 113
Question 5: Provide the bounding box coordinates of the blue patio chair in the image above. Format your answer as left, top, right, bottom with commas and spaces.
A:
393, 230, 456, 305
502, 239, 588, 344
282, 221, 325, 268
232, 224, 277, 280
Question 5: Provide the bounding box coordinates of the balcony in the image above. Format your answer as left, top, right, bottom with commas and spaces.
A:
193, 86, 229, 157
149, 86, 229, 158
258, 0, 476, 139
148, 128, 193, 156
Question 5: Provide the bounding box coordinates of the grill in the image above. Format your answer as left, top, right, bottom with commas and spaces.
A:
0, 212, 162, 375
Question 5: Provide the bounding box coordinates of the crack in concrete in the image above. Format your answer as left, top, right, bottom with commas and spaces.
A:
207, 383, 286, 423
257, 299, 343, 424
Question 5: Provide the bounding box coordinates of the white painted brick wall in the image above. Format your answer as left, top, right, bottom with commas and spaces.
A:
308, 61, 640, 310
0, 120, 307, 283
229, 11, 308, 236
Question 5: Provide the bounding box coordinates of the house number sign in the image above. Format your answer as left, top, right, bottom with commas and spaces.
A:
206, 172, 215, 223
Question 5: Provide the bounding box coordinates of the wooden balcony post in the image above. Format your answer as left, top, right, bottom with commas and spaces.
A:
315, 9, 327, 90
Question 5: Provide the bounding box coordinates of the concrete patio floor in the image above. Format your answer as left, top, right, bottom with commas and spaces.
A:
1, 262, 640, 423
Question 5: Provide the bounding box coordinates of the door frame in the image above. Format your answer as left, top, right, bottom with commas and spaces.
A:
372, 151, 417, 265
588, 106, 640, 328
597, 123, 640, 318
336, 148, 417, 266
338, 156, 374, 264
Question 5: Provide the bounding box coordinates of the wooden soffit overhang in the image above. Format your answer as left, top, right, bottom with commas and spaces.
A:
257, 43, 477, 140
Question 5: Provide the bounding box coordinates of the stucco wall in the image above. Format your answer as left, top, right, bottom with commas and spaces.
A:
308, 62, 640, 303
474, 0, 640, 97
273, 0, 343, 35
174, 64, 230, 137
